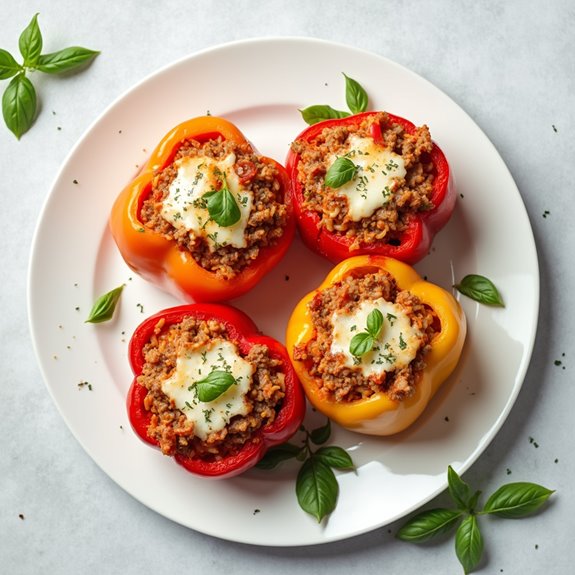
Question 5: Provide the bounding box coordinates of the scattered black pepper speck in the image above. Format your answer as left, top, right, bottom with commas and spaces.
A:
253, 509, 261, 515
460, 193, 465, 198
529, 436, 539, 448
552, 124, 557, 133
75, 306, 80, 311
554, 458, 559, 464
535, 544, 539, 550
506, 468, 512, 475
137, 303, 144, 313
57, 126, 62, 131
543, 210, 550, 218
444, 416, 450, 422
78, 381, 93, 391
73, 179, 78, 185
19, 514, 25, 520
285, 274, 290, 281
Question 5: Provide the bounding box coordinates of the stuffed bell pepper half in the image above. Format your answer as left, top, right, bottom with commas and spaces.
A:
286, 111, 455, 264
286, 255, 466, 436
110, 116, 295, 302
128, 303, 306, 478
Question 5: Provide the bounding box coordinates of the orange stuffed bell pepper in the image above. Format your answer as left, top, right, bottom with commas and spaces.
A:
110, 116, 295, 302
286, 255, 466, 436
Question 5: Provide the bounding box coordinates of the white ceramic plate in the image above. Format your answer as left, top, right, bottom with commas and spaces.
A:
28, 38, 539, 546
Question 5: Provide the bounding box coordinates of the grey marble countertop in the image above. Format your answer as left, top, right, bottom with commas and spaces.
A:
2, 1, 573, 573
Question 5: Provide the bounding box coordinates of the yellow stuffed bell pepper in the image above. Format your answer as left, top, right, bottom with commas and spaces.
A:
286, 255, 466, 436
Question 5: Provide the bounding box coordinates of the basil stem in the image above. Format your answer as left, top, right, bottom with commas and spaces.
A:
193, 370, 237, 402
454, 274, 504, 306
85, 285, 124, 323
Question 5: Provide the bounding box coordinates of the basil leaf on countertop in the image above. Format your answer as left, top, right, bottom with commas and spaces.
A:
85, 285, 124, 324
2, 73, 36, 139
0, 49, 21, 80
19, 13, 42, 67
35, 46, 100, 74
455, 514, 484, 575
482, 482, 555, 518
396, 508, 463, 542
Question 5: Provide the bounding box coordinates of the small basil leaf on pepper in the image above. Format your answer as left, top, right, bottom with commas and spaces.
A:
325, 156, 358, 188
454, 274, 504, 307
204, 174, 241, 227
85, 285, 124, 323
192, 370, 237, 402
343, 73, 368, 114
349, 331, 375, 358
366, 308, 384, 337
299, 104, 350, 125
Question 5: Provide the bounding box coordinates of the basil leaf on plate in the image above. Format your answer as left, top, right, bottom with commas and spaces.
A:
299, 104, 350, 125
85, 285, 124, 323
314, 446, 355, 470
454, 274, 504, 307
344, 73, 368, 114
309, 418, 331, 445
296, 457, 338, 522
255, 443, 303, 470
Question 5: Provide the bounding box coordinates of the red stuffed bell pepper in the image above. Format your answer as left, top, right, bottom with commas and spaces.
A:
110, 116, 295, 302
127, 304, 306, 478
285, 111, 455, 264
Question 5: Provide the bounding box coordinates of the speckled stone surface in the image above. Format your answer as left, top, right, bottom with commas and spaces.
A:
1, 1, 573, 573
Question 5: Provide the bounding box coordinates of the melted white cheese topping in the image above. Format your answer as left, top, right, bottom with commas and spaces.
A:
160, 154, 253, 251
330, 297, 422, 377
329, 135, 406, 221
161, 338, 253, 440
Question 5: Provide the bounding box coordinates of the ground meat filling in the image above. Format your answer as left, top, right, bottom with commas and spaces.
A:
291, 112, 435, 250
137, 316, 286, 461
293, 270, 437, 402
140, 138, 289, 279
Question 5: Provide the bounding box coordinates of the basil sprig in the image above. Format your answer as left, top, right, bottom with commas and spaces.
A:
203, 174, 241, 227
192, 370, 237, 402
454, 274, 504, 307
325, 156, 358, 188
256, 419, 355, 522
85, 285, 124, 323
349, 308, 384, 358
1, 13, 99, 138
300, 73, 368, 125
397, 465, 554, 574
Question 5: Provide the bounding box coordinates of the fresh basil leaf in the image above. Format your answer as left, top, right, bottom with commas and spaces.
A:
256, 443, 303, 470
299, 104, 350, 125
482, 482, 554, 518
2, 74, 37, 139
448, 465, 476, 512
309, 419, 331, 445
19, 13, 42, 67
349, 332, 374, 358
296, 457, 338, 522
35, 46, 100, 74
343, 73, 368, 114
454, 274, 504, 307
85, 285, 124, 323
455, 514, 483, 574
315, 446, 355, 470
205, 177, 241, 227
366, 308, 384, 338
325, 156, 357, 188
194, 370, 237, 402
396, 508, 463, 542
0, 49, 21, 80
